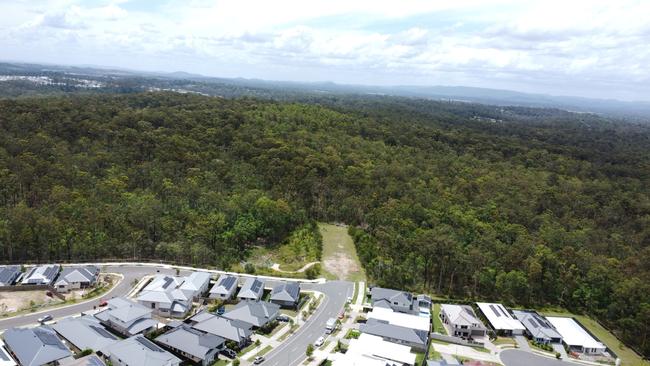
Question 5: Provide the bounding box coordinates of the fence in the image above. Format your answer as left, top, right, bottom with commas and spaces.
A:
429, 333, 485, 348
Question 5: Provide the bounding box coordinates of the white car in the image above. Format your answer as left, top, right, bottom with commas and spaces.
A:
314, 336, 325, 347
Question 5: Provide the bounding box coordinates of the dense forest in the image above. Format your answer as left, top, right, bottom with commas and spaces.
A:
0, 92, 649, 357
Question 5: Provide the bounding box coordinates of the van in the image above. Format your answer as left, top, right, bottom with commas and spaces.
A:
325, 318, 337, 334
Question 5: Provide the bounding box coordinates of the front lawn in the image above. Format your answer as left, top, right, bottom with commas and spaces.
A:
432, 303, 447, 334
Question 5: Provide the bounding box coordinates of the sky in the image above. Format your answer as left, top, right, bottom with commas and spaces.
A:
1, 0, 649, 101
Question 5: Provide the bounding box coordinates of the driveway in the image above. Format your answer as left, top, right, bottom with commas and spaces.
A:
515, 335, 532, 351
501, 349, 581, 366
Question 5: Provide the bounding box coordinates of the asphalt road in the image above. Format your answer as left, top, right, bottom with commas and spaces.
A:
0, 265, 181, 330
262, 281, 354, 366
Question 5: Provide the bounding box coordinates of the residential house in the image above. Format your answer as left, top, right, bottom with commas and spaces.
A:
223, 301, 279, 328
0, 266, 21, 287
52, 315, 119, 354
546, 317, 606, 354
189, 312, 253, 349
440, 304, 487, 338
476, 302, 525, 336
370, 287, 416, 314
104, 335, 181, 366
359, 318, 429, 351
94, 297, 157, 337
178, 272, 211, 301
208, 275, 238, 300
137, 272, 210, 318
269, 282, 300, 308
0, 339, 17, 366
59, 354, 106, 366
155, 325, 224, 366
3, 326, 72, 366
416, 295, 432, 317
53, 266, 100, 293
21, 264, 60, 285
332, 333, 417, 366
513, 310, 562, 344
367, 307, 430, 332
236, 277, 264, 301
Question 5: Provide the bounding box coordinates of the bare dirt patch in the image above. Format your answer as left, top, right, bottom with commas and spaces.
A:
319, 223, 366, 281
0, 290, 63, 315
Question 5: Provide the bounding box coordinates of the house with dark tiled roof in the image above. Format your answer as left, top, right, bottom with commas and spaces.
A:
269, 282, 300, 308
155, 325, 224, 366
3, 326, 72, 366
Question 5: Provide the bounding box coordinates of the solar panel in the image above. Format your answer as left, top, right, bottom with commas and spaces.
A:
221, 276, 236, 289
499, 305, 510, 318
162, 277, 174, 289
136, 336, 164, 352
90, 325, 117, 339
489, 304, 501, 317
251, 279, 262, 293
34, 328, 67, 349
528, 318, 539, 328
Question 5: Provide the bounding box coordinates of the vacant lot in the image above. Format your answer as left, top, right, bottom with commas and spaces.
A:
319, 223, 366, 282
541, 309, 649, 366
0, 290, 63, 316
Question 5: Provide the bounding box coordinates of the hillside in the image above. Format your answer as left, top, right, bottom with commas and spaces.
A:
0, 92, 649, 357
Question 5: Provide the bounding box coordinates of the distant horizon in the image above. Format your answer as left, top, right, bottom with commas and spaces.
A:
3, 58, 650, 106
1, 1, 649, 103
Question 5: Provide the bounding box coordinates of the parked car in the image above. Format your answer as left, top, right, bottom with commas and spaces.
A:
98, 299, 108, 307
253, 356, 265, 364
220, 348, 237, 359
217, 306, 225, 315
314, 336, 325, 347
338, 312, 345, 319
38, 314, 53, 323
277, 314, 290, 322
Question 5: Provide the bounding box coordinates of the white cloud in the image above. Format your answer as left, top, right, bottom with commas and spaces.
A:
1, 0, 649, 100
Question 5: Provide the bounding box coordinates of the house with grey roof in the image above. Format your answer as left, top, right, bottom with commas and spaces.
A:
223, 301, 279, 328
0, 339, 18, 366
189, 311, 253, 348
94, 297, 157, 337
236, 277, 265, 301
370, 287, 417, 314
59, 354, 106, 366
513, 310, 563, 344
155, 325, 224, 366
21, 264, 60, 285
0, 266, 21, 287
269, 282, 300, 308
104, 335, 180, 366
52, 315, 119, 354
3, 326, 72, 366
440, 304, 486, 338
137, 272, 210, 318
359, 318, 429, 351
209, 275, 238, 300
53, 266, 99, 293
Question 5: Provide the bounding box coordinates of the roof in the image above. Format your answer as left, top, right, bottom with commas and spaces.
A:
104, 335, 181, 366
138, 273, 205, 311
54, 266, 98, 286
155, 325, 224, 360
59, 354, 106, 366
21, 264, 60, 285
3, 326, 72, 366
0, 266, 21, 286
270, 282, 300, 302
0, 339, 18, 366
370, 287, 413, 305
99, 297, 152, 323
223, 301, 280, 327
52, 315, 119, 353
345, 333, 416, 365
513, 311, 562, 341
427, 361, 450, 366
359, 319, 428, 347
179, 272, 211, 293
546, 317, 606, 350
191, 312, 253, 343
476, 302, 525, 331
237, 277, 264, 299
441, 304, 485, 329
367, 307, 430, 331
210, 275, 238, 295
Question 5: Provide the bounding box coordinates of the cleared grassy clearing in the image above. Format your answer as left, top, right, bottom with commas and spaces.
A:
319, 223, 366, 282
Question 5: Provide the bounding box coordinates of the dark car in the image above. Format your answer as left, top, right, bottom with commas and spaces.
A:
277, 314, 290, 322
220, 348, 237, 359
